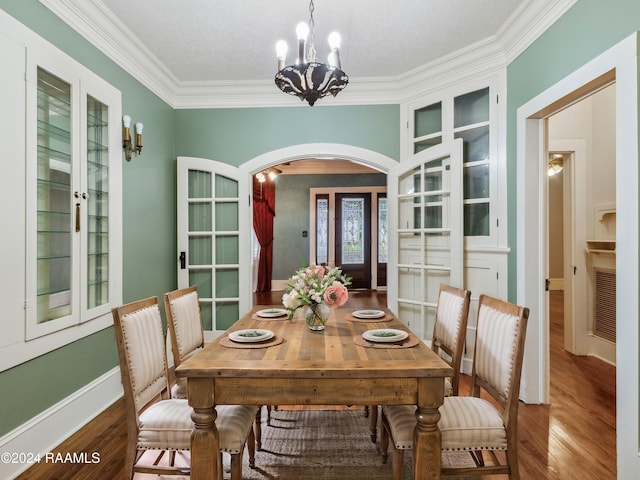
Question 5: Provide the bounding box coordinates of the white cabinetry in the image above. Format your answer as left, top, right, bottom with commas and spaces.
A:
402, 75, 508, 372
0, 11, 122, 370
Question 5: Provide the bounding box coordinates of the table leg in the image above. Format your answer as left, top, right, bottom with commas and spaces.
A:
413, 378, 444, 480
188, 378, 219, 480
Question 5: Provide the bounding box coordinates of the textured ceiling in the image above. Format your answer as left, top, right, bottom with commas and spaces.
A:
99, 0, 526, 83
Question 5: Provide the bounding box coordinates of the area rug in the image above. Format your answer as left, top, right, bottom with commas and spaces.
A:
227, 408, 473, 480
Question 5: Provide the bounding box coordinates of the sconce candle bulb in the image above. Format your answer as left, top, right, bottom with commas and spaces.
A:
122, 115, 144, 161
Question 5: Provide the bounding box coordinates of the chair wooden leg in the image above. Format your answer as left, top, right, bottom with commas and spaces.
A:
218, 452, 224, 480
391, 447, 404, 480
254, 410, 263, 450
247, 426, 256, 468
369, 405, 378, 443
266, 405, 272, 425
380, 417, 389, 464
230, 452, 242, 480
506, 447, 520, 480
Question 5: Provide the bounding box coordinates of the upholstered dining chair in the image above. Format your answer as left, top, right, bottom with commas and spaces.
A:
113, 296, 258, 479
380, 294, 529, 480
164, 286, 264, 449
163, 286, 205, 399
369, 284, 471, 443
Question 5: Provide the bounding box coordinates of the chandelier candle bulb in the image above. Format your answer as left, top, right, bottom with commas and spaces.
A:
276, 40, 288, 71
328, 32, 341, 69
296, 22, 309, 64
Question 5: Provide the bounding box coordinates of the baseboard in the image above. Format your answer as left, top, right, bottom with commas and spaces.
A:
0, 367, 123, 479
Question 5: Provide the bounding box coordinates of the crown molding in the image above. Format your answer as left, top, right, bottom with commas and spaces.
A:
38, 0, 576, 109
499, 0, 578, 63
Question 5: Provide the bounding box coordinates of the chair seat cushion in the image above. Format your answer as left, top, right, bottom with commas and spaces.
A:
138, 399, 258, 454
382, 405, 416, 450
439, 396, 507, 451
138, 399, 193, 450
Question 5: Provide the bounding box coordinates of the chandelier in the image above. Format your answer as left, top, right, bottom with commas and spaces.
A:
274, 0, 348, 106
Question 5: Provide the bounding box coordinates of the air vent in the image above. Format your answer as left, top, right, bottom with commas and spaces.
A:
594, 269, 616, 343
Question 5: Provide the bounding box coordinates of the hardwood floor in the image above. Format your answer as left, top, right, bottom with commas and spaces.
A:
16, 290, 616, 479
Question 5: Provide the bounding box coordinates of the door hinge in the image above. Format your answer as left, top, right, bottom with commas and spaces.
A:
573, 266, 577, 275
545, 278, 550, 291
496, 94, 499, 103
179, 251, 186, 270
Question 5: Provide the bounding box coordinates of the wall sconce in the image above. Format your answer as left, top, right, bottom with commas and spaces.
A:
122, 115, 144, 161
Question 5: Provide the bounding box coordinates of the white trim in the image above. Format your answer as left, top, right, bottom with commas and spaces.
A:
0, 367, 122, 479
37, 0, 576, 109
240, 143, 397, 176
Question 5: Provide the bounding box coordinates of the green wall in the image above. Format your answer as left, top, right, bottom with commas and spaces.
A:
272, 173, 387, 279
506, 0, 640, 300
174, 105, 399, 165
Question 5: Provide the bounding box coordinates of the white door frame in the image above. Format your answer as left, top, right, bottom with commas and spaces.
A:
516, 32, 638, 476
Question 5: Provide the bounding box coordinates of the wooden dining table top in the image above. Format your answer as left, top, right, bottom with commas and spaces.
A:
176, 304, 452, 383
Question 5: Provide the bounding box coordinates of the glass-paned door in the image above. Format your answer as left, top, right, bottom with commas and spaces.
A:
388, 140, 463, 340
177, 157, 249, 331
335, 193, 371, 289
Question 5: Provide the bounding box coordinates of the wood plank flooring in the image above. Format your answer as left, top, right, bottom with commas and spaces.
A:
16, 290, 616, 479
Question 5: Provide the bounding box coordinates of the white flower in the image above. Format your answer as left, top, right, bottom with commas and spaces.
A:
282, 290, 301, 310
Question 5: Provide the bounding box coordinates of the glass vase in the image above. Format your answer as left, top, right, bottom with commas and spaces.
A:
303, 303, 331, 331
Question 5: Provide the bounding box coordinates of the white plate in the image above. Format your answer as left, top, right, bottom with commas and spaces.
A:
362, 329, 409, 343
352, 309, 386, 319
228, 329, 275, 343
256, 308, 288, 318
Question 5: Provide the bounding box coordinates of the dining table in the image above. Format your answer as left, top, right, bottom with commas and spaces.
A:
174, 304, 453, 480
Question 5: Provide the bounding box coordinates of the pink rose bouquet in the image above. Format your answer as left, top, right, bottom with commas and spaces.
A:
282, 264, 352, 319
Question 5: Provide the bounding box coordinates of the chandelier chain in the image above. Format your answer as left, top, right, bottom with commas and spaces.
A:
308, 0, 317, 62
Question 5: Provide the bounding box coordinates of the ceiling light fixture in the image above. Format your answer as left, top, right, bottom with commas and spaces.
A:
274, 0, 348, 106
548, 154, 563, 176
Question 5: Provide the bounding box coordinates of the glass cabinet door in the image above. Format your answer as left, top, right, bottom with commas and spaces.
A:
407, 83, 496, 244
454, 87, 491, 236
413, 101, 442, 153
36, 68, 73, 325
86, 95, 110, 312
27, 51, 122, 341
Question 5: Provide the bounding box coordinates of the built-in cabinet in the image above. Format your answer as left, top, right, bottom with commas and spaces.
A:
0, 13, 122, 370
399, 76, 508, 371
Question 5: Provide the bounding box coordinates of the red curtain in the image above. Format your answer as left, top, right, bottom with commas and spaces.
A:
253, 177, 276, 292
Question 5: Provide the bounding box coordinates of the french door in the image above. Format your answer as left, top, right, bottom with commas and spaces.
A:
176, 157, 250, 331
388, 140, 463, 340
